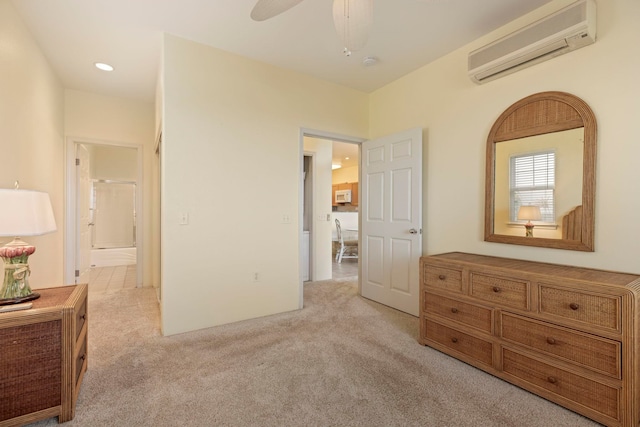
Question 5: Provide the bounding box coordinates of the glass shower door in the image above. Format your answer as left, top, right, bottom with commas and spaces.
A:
91, 181, 136, 249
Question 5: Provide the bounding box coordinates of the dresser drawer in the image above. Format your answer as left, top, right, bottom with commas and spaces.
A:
424, 264, 463, 293
501, 313, 621, 378
470, 273, 529, 310
424, 319, 493, 366
539, 285, 620, 332
424, 292, 492, 334
75, 295, 88, 341
502, 348, 620, 422
75, 335, 88, 387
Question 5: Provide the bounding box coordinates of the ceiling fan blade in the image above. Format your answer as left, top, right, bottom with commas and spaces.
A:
250, 0, 306, 21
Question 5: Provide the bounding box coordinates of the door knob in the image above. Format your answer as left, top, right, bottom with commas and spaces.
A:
409, 228, 418, 234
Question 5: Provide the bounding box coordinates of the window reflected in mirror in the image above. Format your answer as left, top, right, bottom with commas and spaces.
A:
494, 128, 583, 238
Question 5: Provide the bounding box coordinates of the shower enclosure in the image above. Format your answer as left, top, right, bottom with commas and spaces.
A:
90, 180, 137, 267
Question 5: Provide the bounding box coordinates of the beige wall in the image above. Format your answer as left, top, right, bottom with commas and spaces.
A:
65, 90, 156, 287
332, 165, 358, 184
0, 1, 64, 288
370, 0, 640, 273
160, 34, 368, 335
89, 145, 138, 181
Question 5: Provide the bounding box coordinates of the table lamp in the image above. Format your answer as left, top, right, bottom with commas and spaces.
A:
0, 184, 57, 305
517, 205, 542, 237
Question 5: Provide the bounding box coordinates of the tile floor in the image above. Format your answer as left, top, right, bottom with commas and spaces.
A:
88, 264, 137, 294
332, 258, 358, 280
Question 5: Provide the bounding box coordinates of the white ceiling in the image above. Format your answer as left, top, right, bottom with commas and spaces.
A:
11, 0, 553, 103
332, 141, 359, 169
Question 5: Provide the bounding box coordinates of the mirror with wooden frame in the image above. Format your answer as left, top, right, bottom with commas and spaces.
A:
484, 91, 596, 251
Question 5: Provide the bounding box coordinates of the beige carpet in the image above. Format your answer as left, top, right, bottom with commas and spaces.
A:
29, 278, 600, 426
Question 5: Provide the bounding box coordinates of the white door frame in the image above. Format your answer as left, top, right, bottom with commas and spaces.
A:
64, 137, 144, 287
298, 128, 365, 308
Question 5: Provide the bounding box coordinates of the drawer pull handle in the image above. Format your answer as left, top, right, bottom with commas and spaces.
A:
451, 307, 459, 314
546, 337, 556, 345
547, 376, 558, 384
569, 302, 580, 310
451, 337, 458, 343
438, 275, 446, 280
492, 286, 501, 293
80, 314, 86, 320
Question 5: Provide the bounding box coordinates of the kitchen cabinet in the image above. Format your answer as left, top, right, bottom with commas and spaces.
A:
332, 182, 358, 206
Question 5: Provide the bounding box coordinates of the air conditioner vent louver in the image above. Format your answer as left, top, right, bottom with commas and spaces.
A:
469, 0, 596, 84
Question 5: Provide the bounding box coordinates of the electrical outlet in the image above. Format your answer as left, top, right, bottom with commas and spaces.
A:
281, 214, 291, 224
253, 272, 260, 282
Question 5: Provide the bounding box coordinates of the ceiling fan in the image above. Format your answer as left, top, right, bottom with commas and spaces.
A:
250, 0, 374, 56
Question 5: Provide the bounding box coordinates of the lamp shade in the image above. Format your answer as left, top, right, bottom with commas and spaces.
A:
517, 205, 542, 221
333, 0, 373, 54
0, 189, 57, 236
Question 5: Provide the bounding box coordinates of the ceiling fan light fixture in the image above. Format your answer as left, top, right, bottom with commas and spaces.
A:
333, 0, 373, 55
251, 0, 305, 21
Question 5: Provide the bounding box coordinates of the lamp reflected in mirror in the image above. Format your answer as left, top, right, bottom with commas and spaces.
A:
517, 206, 542, 237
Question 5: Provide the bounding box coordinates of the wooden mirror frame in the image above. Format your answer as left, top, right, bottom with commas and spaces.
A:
484, 91, 596, 251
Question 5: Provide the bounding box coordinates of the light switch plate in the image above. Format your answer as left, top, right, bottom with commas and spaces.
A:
179, 212, 189, 225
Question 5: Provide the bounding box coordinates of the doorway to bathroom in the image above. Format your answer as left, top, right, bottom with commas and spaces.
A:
65, 139, 143, 291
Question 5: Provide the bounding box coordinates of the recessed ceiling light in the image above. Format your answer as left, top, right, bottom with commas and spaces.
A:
332, 164, 342, 170
95, 62, 114, 71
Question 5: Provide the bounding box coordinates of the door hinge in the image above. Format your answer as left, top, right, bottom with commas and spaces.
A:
76, 158, 80, 166
75, 269, 80, 277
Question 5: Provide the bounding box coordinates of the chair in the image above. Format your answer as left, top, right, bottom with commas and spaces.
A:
335, 219, 358, 263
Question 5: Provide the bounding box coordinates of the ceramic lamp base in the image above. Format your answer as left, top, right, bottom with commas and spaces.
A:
524, 224, 535, 237
0, 238, 37, 303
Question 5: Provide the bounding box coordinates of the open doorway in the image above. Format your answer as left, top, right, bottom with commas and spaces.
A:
300, 131, 362, 293
65, 138, 143, 292
331, 141, 359, 280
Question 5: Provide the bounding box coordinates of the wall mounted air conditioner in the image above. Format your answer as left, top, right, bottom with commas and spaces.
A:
468, 0, 596, 84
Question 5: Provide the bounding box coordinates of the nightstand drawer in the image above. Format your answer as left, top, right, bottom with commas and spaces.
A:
424, 292, 492, 334
539, 285, 620, 332
470, 273, 529, 310
502, 348, 620, 421
75, 296, 87, 341
501, 313, 621, 378
424, 265, 463, 293
424, 319, 493, 366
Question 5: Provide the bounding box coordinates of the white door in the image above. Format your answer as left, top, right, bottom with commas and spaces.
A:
76, 144, 92, 285
361, 128, 422, 316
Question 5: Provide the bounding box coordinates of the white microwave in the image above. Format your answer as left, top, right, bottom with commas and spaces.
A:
335, 189, 352, 204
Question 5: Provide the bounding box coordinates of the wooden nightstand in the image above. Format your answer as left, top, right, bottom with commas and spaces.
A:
0, 284, 88, 426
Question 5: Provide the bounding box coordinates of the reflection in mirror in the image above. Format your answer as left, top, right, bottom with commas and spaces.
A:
484, 91, 596, 251
494, 128, 584, 238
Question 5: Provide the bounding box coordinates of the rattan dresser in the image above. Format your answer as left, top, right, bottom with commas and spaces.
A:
419, 253, 640, 427
0, 284, 88, 426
